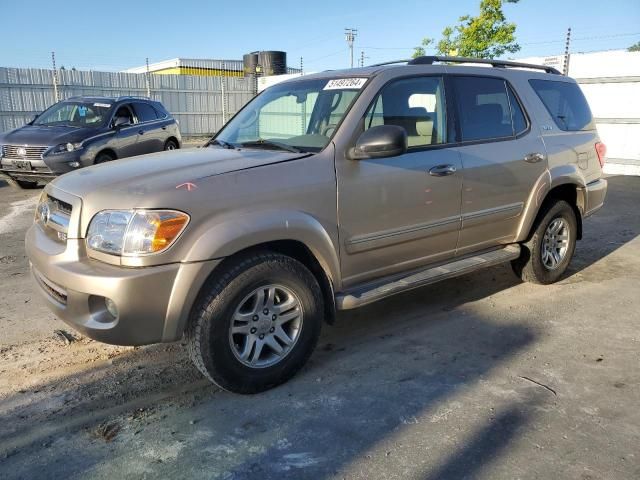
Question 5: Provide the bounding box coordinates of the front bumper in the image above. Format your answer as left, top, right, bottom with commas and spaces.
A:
25, 223, 221, 346
1, 150, 88, 182
584, 178, 608, 217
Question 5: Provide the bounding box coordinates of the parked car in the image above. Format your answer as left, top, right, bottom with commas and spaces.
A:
0, 96, 181, 188
25, 56, 607, 394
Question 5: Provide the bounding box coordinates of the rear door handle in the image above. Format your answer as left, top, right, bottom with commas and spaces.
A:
429, 164, 457, 177
524, 152, 545, 163
138, 130, 145, 135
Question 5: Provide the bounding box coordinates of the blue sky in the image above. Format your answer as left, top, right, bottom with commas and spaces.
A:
2, 0, 639, 72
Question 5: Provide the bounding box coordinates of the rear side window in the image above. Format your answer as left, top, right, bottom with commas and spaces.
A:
529, 79, 594, 131
133, 102, 158, 123
452, 76, 527, 142
153, 104, 168, 119
507, 87, 527, 135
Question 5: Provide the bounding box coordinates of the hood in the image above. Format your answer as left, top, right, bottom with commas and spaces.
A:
51, 146, 310, 200
0, 124, 100, 146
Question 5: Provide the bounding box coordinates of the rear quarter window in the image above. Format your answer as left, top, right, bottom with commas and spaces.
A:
529, 79, 594, 131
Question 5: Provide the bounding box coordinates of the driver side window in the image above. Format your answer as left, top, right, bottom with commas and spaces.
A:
113, 104, 135, 126
365, 76, 447, 147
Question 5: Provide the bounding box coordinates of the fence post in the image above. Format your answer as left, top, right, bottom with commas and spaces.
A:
51, 51, 59, 102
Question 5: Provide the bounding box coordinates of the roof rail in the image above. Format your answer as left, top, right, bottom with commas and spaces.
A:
409, 55, 561, 74
370, 56, 561, 74
116, 95, 151, 101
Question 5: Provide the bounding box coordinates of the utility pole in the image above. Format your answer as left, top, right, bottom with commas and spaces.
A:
300, 56, 303, 75
562, 27, 572, 76
145, 57, 151, 97
51, 51, 59, 103
344, 28, 358, 68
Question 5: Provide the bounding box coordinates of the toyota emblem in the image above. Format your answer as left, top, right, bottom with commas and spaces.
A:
16, 147, 27, 157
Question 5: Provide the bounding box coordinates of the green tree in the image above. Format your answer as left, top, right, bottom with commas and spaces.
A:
629, 42, 640, 52
414, 0, 521, 59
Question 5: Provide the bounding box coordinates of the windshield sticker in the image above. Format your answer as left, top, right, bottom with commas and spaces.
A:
323, 78, 367, 90
93, 103, 111, 108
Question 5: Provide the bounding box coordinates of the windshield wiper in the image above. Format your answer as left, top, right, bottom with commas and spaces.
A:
208, 139, 236, 149
239, 139, 305, 153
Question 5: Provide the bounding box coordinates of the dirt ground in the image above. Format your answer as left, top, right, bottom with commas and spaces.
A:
0, 175, 638, 480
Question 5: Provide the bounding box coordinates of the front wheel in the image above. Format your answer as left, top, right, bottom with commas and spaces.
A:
186, 252, 323, 394
164, 139, 178, 151
512, 200, 578, 284
5, 177, 40, 189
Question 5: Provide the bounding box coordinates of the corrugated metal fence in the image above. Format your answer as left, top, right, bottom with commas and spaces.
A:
0, 67, 257, 136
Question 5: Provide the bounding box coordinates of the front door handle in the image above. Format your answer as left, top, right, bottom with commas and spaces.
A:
138, 130, 145, 135
429, 164, 457, 177
524, 152, 545, 163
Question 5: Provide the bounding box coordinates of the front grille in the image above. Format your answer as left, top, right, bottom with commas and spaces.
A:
33, 268, 68, 305
2, 144, 49, 161
48, 195, 73, 216
39, 194, 72, 243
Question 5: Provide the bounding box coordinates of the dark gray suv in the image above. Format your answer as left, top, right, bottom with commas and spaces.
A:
0, 96, 181, 188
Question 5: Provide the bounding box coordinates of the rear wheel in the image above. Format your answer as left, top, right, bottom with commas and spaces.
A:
164, 139, 178, 151
512, 200, 578, 284
186, 252, 323, 394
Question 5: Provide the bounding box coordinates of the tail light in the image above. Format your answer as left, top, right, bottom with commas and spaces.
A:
595, 142, 606, 168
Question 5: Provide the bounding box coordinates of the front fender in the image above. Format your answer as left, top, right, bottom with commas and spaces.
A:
184, 209, 341, 287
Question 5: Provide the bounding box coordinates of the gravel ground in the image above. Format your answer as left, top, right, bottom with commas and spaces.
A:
0, 175, 638, 480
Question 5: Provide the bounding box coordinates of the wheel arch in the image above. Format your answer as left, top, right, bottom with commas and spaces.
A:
519, 180, 584, 242
165, 137, 180, 149
94, 148, 117, 163
180, 210, 341, 329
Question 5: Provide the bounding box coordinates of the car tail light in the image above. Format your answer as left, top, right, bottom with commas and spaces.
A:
595, 142, 606, 168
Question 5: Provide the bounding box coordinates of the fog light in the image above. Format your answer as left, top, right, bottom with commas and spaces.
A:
105, 297, 118, 318
68, 161, 81, 168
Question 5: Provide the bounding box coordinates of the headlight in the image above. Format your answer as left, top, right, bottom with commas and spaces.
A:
49, 142, 83, 155
86, 210, 189, 256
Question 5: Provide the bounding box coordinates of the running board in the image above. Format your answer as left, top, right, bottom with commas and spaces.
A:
336, 245, 521, 310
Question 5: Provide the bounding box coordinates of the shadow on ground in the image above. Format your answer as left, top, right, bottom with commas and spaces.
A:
0, 175, 638, 479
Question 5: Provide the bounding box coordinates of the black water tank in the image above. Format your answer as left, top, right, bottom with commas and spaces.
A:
243, 52, 259, 77
257, 51, 287, 76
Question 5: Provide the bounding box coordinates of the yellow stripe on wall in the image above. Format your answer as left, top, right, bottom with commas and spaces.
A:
151, 67, 244, 77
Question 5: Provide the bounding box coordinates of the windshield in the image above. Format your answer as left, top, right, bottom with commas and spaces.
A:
213, 77, 367, 152
34, 101, 113, 128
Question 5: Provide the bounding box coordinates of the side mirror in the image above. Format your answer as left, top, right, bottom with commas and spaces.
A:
113, 116, 131, 128
347, 125, 407, 160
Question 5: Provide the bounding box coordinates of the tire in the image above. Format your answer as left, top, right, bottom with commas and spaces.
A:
186, 251, 323, 394
512, 200, 578, 284
5, 177, 40, 189
94, 152, 115, 164
164, 139, 178, 151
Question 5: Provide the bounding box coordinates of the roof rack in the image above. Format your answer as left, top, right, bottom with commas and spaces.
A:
116, 95, 151, 101
370, 55, 561, 75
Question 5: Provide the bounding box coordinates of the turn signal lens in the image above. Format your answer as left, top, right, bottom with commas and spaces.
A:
595, 142, 606, 168
123, 210, 189, 255
86, 209, 189, 256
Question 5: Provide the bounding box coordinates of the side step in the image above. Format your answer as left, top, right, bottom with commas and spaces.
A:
336, 244, 521, 310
